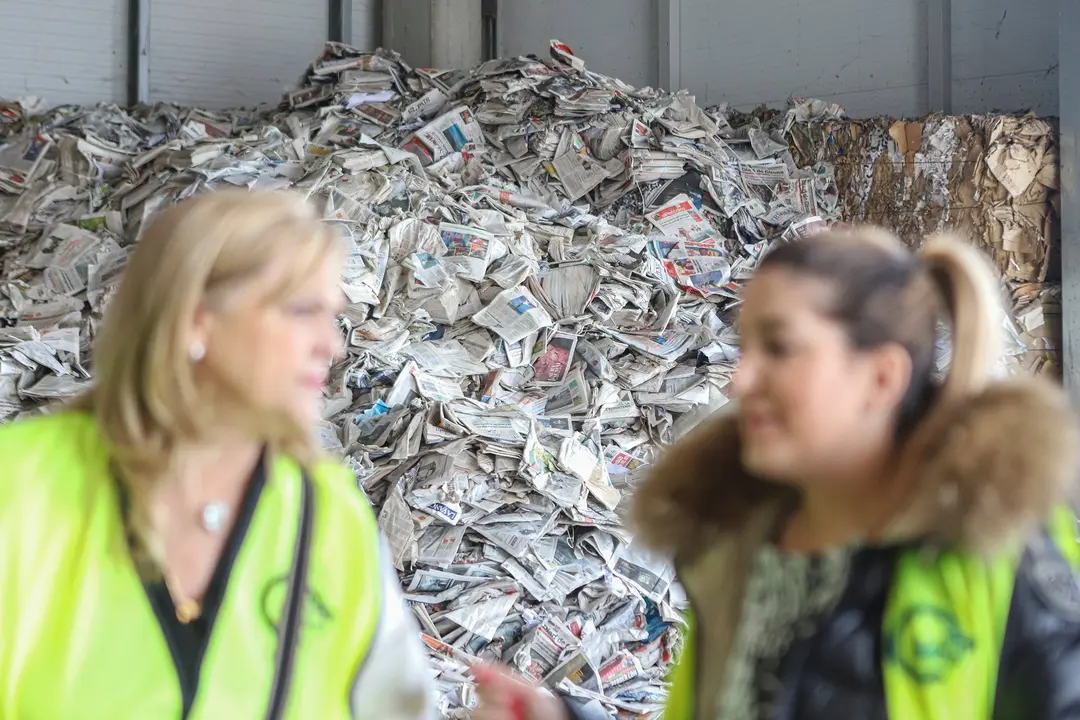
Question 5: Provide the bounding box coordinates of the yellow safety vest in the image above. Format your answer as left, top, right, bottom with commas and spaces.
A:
1049, 504, 1080, 570
663, 513, 1080, 720
0, 412, 383, 719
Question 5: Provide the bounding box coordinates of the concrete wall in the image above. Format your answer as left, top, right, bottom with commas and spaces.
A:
951, 0, 1058, 114
353, 0, 382, 51
384, 0, 482, 69
0, 0, 380, 108
497, 0, 660, 90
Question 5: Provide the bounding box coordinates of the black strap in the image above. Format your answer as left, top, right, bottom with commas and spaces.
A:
265, 469, 315, 720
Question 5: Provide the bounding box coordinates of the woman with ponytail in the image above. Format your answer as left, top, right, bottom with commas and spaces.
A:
476, 228, 1080, 719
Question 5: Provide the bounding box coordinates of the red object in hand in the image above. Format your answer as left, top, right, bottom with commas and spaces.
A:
474, 662, 553, 720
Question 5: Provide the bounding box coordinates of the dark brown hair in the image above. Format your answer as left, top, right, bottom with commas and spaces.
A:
757, 228, 1003, 438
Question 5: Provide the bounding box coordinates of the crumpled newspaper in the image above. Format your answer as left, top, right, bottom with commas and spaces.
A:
0, 38, 961, 719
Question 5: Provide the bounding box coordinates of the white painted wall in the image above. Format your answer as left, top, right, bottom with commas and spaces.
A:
497, 0, 660, 90
0, 0, 129, 106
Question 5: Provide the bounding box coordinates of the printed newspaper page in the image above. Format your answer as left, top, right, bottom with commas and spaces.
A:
407, 105, 486, 164
472, 286, 554, 343
532, 330, 578, 386
438, 222, 493, 283
645, 193, 715, 241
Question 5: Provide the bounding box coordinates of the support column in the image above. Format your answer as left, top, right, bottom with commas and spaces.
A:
126, 0, 150, 106
481, 0, 498, 62
383, 0, 482, 69
329, 0, 354, 45
927, 0, 953, 113
1060, 0, 1080, 399
658, 0, 681, 92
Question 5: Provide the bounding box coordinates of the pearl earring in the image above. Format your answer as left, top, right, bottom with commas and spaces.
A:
189, 341, 206, 362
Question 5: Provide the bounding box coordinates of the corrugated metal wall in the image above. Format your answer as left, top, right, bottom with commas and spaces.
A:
496, 0, 1059, 118
0, 0, 129, 106
0, 0, 1060, 116
0, 0, 379, 108
147, 0, 328, 108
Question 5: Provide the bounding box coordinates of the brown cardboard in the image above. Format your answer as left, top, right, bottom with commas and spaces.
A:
788, 111, 1060, 378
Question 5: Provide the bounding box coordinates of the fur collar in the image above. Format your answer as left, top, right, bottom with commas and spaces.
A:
631, 379, 1080, 560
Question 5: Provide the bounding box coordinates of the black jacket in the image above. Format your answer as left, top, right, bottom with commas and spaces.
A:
781, 538, 1080, 719
609, 379, 1080, 720
563, 534, 1080, 720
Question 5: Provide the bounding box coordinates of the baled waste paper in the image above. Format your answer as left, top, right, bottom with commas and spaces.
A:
0, 39, 1058, 717
787, 111, 1061, 376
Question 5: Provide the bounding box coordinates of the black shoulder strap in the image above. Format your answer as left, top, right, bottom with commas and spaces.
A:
265, 469, 315, 720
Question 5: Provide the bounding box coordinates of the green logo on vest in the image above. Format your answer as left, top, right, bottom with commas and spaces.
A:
261, 576, 333, 632
884, 605, 974, 683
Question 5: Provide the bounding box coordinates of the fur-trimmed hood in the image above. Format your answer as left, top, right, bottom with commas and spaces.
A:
632, 379, 1080, 561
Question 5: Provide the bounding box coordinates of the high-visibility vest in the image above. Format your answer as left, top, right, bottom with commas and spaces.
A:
663, 514, 1078, 720
1049, 504, 1080, 570
0, 412, 383, 719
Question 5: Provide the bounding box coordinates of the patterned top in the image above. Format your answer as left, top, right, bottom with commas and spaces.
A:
716, 544, 853, 720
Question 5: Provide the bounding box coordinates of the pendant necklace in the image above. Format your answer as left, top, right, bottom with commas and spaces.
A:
163, 571, 202, 624
160, 499, 230, 624
199, 501, 230, 534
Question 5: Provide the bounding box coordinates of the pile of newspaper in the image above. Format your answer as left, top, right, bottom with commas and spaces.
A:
0, 39, 1022, 718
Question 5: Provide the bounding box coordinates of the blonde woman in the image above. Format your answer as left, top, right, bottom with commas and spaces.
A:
0, 190, 434, 719
477, 230, 1080, 719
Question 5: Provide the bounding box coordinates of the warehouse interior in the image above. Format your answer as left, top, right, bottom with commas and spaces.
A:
1, 0, 1079, 716
2, 1, 1071, 348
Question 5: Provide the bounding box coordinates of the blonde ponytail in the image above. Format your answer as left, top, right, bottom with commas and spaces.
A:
920, 235, 1005, 403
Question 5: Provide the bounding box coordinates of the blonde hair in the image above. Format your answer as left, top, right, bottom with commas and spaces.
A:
759, 227, 1004, 437
920, 235, 1004, 401
78, 189, 340, 575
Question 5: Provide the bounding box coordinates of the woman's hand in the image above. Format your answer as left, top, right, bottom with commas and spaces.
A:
473, 663, 570, 720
